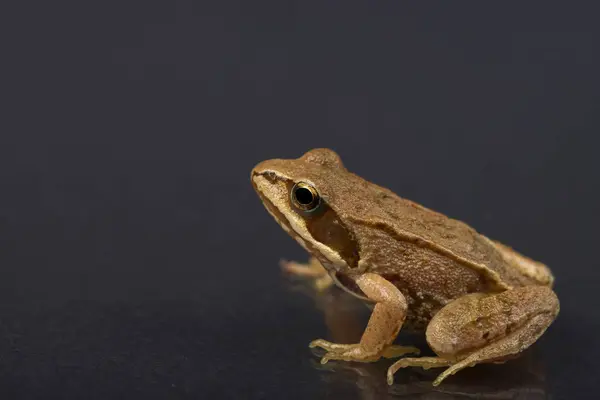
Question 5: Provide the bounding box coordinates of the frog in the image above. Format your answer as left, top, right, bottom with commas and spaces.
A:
251, 148, 559, 386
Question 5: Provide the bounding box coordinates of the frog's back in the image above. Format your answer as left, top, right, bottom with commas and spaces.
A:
361, 181, 553, 289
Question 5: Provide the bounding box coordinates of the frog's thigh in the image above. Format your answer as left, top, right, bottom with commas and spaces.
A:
425, 285, 559, 385
311, 273, 418, 363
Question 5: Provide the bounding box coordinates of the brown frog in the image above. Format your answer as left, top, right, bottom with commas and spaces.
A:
251, 148, 559, 386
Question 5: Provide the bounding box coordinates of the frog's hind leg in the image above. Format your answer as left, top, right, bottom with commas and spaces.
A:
387, 286, 559, 386
484, 236, 554, 287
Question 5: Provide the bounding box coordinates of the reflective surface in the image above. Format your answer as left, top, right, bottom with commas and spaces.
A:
1, 1, 599, 399
0, 271, 565, 399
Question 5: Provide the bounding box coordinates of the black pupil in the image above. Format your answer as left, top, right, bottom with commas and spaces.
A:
295, 187, 314, 205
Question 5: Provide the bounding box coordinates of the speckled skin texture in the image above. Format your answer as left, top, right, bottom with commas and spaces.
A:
251, 148, 559, 386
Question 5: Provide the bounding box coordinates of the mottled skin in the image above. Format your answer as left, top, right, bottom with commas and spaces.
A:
251, 148, 559, 386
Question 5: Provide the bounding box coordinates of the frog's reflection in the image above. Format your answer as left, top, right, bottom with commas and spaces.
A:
287, 281, 548, 399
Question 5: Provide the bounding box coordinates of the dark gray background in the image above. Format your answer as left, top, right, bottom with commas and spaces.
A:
1, 1, 599, 399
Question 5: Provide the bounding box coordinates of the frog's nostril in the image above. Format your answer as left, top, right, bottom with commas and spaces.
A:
258, 171, 279, 184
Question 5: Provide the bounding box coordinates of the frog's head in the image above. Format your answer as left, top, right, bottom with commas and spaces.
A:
251, 148, 361, 273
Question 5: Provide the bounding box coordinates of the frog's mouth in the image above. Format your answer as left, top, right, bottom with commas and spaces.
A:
252, 171, 355, 272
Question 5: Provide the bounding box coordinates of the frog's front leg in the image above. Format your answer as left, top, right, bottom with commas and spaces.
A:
280, 257, 334, 291
310, 273, 419, 363
387, 285, 559, 386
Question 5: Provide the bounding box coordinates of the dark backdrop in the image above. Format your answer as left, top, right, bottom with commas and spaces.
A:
1, 2, 598, 399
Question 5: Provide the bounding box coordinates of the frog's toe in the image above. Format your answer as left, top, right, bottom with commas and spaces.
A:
309, 339, 356, 352
321, 346, 379, 364
386, 357, 452, 385
309, 339, 382, 363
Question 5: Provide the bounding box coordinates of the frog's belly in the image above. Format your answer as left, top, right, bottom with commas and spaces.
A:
362, 300, 437, 331
403, 297, 440, 331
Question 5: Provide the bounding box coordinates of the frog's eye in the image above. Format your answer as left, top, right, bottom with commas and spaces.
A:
291, 182, 321, 212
